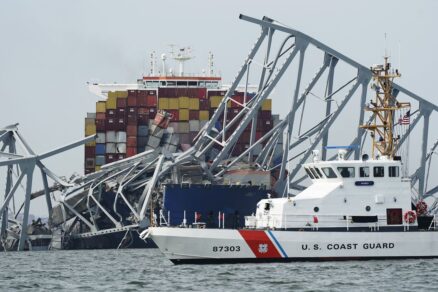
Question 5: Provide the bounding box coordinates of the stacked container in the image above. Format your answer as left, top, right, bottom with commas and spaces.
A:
85, 86, 274, 174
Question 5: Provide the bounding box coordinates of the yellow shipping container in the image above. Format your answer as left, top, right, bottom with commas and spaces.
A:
169, 98, 179, 110
95, 165, 101, 172
210, 96, 223, 108
189, 98, 200, 110
85, 124, 96, 136
108, 91, 117, 99
96, 101, 106, 113
179, 109, 189, 121
85, 141, 96, 147
159, 98, 169, 109
179, 96, 190, 109
199, 110, 209, 121
85, 118, 95, 125
106, 95, 117, 109
116, 90, 128, 98
262, 99, 272, 111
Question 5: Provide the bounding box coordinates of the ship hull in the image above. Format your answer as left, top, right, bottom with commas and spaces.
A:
148, 227, 438, 264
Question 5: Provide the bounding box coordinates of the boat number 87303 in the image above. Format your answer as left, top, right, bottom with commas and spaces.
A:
212, 246, 241, 252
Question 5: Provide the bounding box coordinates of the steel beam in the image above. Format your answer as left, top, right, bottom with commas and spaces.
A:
321, 56, 338, 160
418, 108, 432, 198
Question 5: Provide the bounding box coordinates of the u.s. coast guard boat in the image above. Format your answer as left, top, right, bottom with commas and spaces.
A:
144, 59, 438, 264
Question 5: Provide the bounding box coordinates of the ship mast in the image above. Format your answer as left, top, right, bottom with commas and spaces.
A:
361, 57, 410, 159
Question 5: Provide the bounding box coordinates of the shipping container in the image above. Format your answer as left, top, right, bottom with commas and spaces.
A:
178, 96, 190, 109
106, 95, 117, 110
146, 95, 157, 107
85, 124, 96, 136
158, 98, 169, 110
117, 98, 127, 108
85, 146, 96, 157
127, 147, 137, 157
137, 136, 148, 147
106, 143, 116, 154
137, 95, 147, 107
96, 144, 106, 156
116, 90, 128, 98
116, 143, 126, 153
127, 125, 137, 136
199, 110, 209, 121
106, 109, 116, 118
262, 99, 272, 111
96, 101, 106, 113
189, 98, 200, 110
168, 98, 179, 110
85, 118, 95, 125
96, 132, 106, 144
127, 136, 137, 147
128, 90, 137, 97
178, 122, 190, 133
96, 119, 106, 131
179, 109, 189, 121
138, 125, 149, 137
147, 135, 161, 148
106, 131, 116, 143
210, 96, 223, 108
85, 158, 95, 168
189, 110, 199, 120
189, 120, 200, 132
127, 96, 137, 107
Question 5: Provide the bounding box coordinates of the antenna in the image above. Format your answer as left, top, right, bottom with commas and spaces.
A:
161, 53, 167, 77
169, 45, 193, 76
208, 51, 214, 77
150, 51, 156, 76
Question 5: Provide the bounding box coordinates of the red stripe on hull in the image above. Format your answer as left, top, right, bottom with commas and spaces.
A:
238, 230, 282, 258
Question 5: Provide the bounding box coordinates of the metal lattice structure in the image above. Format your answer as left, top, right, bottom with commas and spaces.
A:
2, 15, 438, 250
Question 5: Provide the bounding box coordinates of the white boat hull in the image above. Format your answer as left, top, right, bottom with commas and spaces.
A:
148, 227, 438, 264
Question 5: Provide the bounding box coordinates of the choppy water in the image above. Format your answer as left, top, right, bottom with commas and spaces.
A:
1, 249, 437, 291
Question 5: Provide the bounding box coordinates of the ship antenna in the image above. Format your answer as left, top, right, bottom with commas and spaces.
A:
208, 51, 214, 77
150, 51, 156, 76
361, 57, 410, 159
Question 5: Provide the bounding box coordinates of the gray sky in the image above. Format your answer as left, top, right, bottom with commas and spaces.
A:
1, 0, 437, 216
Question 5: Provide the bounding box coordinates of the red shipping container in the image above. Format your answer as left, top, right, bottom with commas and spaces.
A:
106, 154, 116, 164
96, 119, 106, 131
148, 108, 157, 120
146, 95, 157, 107
127, 136, 137, 147
127, 125, 137, 136
137, 114, 148, 125
168, 110, 179, 121
116, 154, 126, 160
117, 98, 127, 108
126, 146, 137, 157
148, 90, 156, 96
106, 118, 116, 130
85, 168, 94, 175
117, 108, 126, 119
128, 107, 137, 114
137, 95, 147, 107
106, 109, 116, 117
137, 107, 148, 115
198, 88, 207, 99
137, 90, 147, 97
127, 96, 137, 107
200, 99, 209, 110
128, 90, 137, 97
189, 110, 199, 120
85, 146, 95, 157
256, 131, 263, 140
96, 112, 106, 120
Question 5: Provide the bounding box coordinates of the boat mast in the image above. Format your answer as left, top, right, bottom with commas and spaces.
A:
361, 57, 410, 159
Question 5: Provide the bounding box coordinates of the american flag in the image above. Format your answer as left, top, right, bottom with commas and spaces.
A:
399, 110, 410, 125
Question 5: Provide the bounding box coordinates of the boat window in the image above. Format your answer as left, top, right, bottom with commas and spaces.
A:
160, 81, 167, 86
264, 202, 270, 211
337, 167, 355, 178
322, 167, 337, 178
177, 81, 188, 87
304, 167, 315, 179
188, 81, 197, 86
167, 81, 176, 86
389, 166, 399, 177
315, 168, 324, 178
374, 166, 385, 177
309, 167, 320, 179
359, 167, 370, 177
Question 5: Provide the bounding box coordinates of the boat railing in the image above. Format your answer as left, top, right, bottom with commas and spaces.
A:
250, 214, 389, 231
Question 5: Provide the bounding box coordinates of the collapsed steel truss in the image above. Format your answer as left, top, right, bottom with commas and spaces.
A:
1, 15, 438, 250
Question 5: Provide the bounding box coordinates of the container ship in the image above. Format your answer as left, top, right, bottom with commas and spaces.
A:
58, 49, 282, 249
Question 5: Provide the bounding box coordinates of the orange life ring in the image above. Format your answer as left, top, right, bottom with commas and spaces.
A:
404, 210, 417, 224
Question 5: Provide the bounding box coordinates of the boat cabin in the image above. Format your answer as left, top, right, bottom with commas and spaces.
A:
247, 152, 415, 230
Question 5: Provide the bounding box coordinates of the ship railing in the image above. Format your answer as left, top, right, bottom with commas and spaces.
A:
158, 209, 170, 226
253, 214, 387, 231
428, 214, 438, 230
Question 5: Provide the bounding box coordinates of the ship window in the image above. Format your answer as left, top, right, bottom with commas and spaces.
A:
304, 167, 315, 179
389, 166, 399, 177
315, 168, 324, 178
337, 167, 355, 178
309, 167, 320, 179
167, 81, 176, 86
374, 166, 385, 177
199, 81, 205, 86
160, 81, 167, 86
322, 167, 337, 178
177, 81, 188, 86
264, 202, 271, 211
188, 81, 197, 86
359, 167, 370, 177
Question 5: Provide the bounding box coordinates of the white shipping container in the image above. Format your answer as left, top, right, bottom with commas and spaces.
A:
178, 122, 190, 133
189, 120, 200, 132
116, 131, 127, 143
166, 127, 175, 134
106, 131, 116, 143
147, 135, 161, 148
96, 132, 106, 144
96, 155, 106, 166
169, 122, 179, 133
200, 120, 208, 129
116, 143, 126, 153
106, 143, 116, 153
